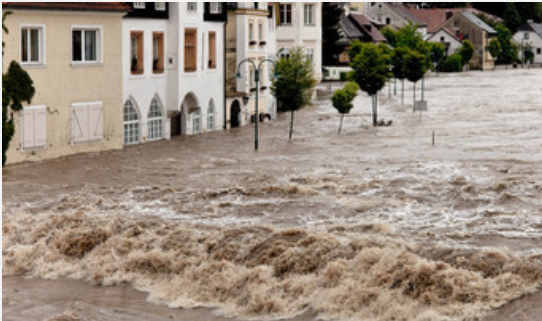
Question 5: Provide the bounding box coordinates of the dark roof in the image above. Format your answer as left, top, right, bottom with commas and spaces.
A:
384, 3, 426, 27
338, 13, 386, 44
409, 7, 502, 34
518, 22, 542, 39
460, 11, 497, 34
350, 13, 387, 42
2, 2, 130, 12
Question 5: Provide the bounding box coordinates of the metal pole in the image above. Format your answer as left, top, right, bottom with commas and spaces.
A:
255, 70, 259, 150
422, 77, 424, 101
394, 78, 397, 95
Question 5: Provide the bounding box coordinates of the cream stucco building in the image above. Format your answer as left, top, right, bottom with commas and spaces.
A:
2, 2, 129, 164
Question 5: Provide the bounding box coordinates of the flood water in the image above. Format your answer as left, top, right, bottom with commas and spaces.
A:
3, 69, 542, 321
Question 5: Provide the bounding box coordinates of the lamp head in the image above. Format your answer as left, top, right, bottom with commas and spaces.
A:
236, 72, 241, 79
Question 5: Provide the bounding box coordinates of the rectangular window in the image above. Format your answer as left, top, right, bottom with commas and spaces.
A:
72, 27, 100, 63
153, 32, 164, 73
72, 102, 103, 144
249, 22, 254, 41
210, 2, 221, 14
306, 48, 314, 62
187, 2, 197, 12
21, 106, 47, 150
250, 68, 255, 89
280, 4, 292, 25
524, 32, 530, 40
21, 26, 44, 64
208, 31, 216, 69
537, 48, 541, 55
155, 2, 166, 11
133, 2, 145, 9
184, 28, 197, 72
130, 31, 144, 74
259, 23, 264, 42
304, 4, 314, 26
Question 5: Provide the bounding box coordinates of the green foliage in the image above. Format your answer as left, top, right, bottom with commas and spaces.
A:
440, 53, 463, 72
458, 40, 475, 66
391, 47, 409, 80
494, 24, 519, 64
2, 11, 12, 55
339, 71, 348, 81
322, 3, 344, 66
381, 26, 397, 46
489, 38, 501, 60
271, 47, 316, 140
332, 82, 359, 134
404, 49, 427, 83
2, 87, 15, 166
393, 22, 425, 50
350, 42, 392, 96
523, 44, 534, 64
503, 2, 522, 33
428, 42, 446, 70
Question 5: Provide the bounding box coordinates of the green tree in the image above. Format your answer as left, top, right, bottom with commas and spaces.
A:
381, 26, 397, 47
440, 53, 463, 72
391, 47, 410, 104
350, 42, 392, 126
271, 47, 316, 141
494, 24, 519, 64
489, 38, 501, 60
331, 82, 359, 134
458, 40, 475, 66
2, 14, 36, 166
523, 44, 534, 64
404, 49, 427, 105
503, 2, 522, 33
2, 11, 12, 55
428, 42, 446, 70
322, 2, 344, 66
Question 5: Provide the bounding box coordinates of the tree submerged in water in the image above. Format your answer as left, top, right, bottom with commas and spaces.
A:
271, 47, 316, 141
332, 82, 359, 134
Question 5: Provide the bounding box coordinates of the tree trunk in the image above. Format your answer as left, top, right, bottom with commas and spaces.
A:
401, 79, 405, 105
289, 110, 295, 141
413, 81, 416, 111
338, 114, 344, 134
374, 94, 378, 126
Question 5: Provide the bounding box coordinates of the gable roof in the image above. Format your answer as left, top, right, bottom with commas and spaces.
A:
2, 2, 130, 12
409, 7, 501, 34
460, 11, 497, 35
518, 22, 542, 39
427, 27, 461, 43
338, 13, 387, 44
384, 3, 426, 27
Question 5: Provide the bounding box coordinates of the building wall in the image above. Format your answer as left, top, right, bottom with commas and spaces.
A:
427, 29, 462, 56
168, 3, 225, 135
513, 31, 542, 64
441, 14, 495, 70
276, 2, 322, 81
2, 9, 124, 164
123, 18, 170, 141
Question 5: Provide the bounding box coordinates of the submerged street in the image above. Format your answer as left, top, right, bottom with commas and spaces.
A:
3, 69, 542, 321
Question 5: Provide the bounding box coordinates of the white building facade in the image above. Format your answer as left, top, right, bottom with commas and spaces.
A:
275, 2, 323, 81
513, 21, 542, 64
427, 28, 462, 56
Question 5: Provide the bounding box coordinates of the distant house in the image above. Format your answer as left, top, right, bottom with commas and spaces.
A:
409, 7, 502, 38
336, 13, 386, 65
439, 12, 497, 70
363, 2, 427, 36
513, 21, 542, 64
426, 27, 462, 56
2, 2, 130, 164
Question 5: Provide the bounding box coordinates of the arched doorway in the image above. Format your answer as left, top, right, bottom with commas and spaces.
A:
123, 98, 140, 145
230, 100, 241, 128
176, 92, 199, 136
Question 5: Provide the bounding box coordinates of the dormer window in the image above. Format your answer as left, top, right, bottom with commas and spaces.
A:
155, 2, 165, 11
210, 2, 222, 14
524, 32, 530, 40
133, 2, 145, 9
187, 2, 197, 12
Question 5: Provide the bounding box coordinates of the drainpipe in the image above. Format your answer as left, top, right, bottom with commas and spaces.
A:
223, 14, 228, 130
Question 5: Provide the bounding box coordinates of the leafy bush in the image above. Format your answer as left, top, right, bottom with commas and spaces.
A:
332, 82, 359, 134
440, 54, 463, 72
458, 40, 475, 66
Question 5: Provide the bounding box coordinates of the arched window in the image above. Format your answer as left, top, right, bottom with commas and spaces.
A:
123, 99, 140, 145
192, 110, 201, 134
147, 98, 163, 140
207, 101, 215, 131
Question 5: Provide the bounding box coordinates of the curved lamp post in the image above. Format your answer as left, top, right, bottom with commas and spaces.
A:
236, 58, 277, 151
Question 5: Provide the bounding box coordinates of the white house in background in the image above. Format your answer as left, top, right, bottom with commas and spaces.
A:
123, 2, 169, 145
363, 2, 427, 37
513, 20, 542, 64
275, 2, 323, 82
427, 27, 462, 56
167, 2, 226, 136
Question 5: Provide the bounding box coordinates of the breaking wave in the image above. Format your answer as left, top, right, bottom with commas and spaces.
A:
3, 212, 542, 321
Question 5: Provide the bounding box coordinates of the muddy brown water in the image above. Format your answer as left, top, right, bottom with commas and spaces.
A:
3, 69, 542, 321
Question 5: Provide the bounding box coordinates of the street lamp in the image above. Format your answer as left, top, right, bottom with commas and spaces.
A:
236, 58, 277, 151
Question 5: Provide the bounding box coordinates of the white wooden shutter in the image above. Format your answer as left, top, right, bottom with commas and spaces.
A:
34, 107, 47, 148
89, 102, 103, 141
22, 108, 35, 149
72, 104, 89, 143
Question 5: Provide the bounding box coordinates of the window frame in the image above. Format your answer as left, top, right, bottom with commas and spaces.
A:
280, 4, 292, 25
187, 2, 197, 12
130, 30, 144, 74
192, 110, 201, 134
20, 24, 46, 66
208, 31, 217, 69
133, 2, 145, 9
184, 28, 198, 72
123, 99, 140, 145
207, 102, 215, 131
304, 4, 314, 26
155, 2, 166, 11
210, 2, 221, 14
147, 98, 163, 141
71, 25, 103, 65
152, 31, 165, 74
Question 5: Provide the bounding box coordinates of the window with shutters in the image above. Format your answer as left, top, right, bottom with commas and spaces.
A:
280, 4, 292, 25
21, 106, 47, 150
72, 26, 101, 64
131, 31, 144, 74
71, 102, 104, 144
208, 31, 216, 69
20, 25, 45, 65
153, 32, 164, 74
184, 28, 197, 72
147, 98, 163, 141
123, 99, 140, 145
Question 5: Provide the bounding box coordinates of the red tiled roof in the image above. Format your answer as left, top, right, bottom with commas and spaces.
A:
409, 8, 501, 34
2, 2, 130, 12
350, 13, 387, 43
